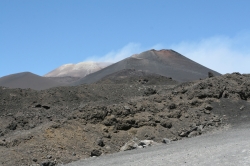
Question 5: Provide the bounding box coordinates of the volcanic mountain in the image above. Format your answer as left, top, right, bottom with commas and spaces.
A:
44, 61, 112, 77
95, 69, 178, 85
0, 72, 63, 90
72, 49, 221, 85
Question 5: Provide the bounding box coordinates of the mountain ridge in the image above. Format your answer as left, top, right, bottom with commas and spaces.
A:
44, 61, 112, 77
72, 49, 221, 85
0, 72, 63, 90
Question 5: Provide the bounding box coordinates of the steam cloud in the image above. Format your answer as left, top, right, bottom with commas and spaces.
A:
172, 33, 250, 74
85, 33, 250, 74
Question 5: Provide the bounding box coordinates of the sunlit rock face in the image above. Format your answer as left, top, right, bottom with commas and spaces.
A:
44, 61, 112, 77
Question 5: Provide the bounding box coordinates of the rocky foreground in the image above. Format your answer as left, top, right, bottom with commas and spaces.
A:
0, 73, 249, 165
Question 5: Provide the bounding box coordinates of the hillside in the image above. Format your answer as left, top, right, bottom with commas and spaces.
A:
44, 62, 112, 77
72, 49, 220, 85
0, 72, 64, 90
0, 73, 249, 165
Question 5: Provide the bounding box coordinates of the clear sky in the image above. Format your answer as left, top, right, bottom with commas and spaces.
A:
1, 0, 250, 77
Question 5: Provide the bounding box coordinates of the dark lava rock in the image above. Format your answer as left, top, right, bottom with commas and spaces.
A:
168, 103, 176, 109
97, 139, 105, 147
40, 161, 56, 166
7, 122, 17, 130
160, 121, 172, 128
42, 105, 50, 110
116, 122, 132, 130
103, 115, 117, 126
144, 88, 157, 96
179, 131, 188, 137
35, 104, 42, 108
91, 149, 102, 157
205, 105, 213, 110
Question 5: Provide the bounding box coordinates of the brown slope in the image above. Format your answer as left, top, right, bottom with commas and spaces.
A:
0, 72, 64, 90
72, 49, 221, 85
46, 76, 81, 85
95, 69, 178, 85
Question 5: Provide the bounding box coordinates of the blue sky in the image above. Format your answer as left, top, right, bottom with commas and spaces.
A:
1, 0, 250, 77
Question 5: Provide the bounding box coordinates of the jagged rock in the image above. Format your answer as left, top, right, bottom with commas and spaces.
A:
91, 149, 102, 157
139, 140, 157, 147
144, 88, 157, 96
179, 131, 188, 137
40, 161, 56, 166
222, 90, 229, 98
189, 126, 198, 132
35, 104, 42, 108
205, 105, 213, 110
168, 103, 176, 109
160, 121, 172, 128
120, 140, 138, 151
97, 138, 105, 147
7, 122, 17, 130
116, 122, 132, 130
103, 115, 117, 126
124, 105, 130, 110
42, 105, 50, 110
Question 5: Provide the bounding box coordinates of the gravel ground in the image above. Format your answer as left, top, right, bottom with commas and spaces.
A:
64, 123, 250, 166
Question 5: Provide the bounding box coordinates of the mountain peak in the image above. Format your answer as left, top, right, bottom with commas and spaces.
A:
73, 49, 221, 84
44, 61, 112, 77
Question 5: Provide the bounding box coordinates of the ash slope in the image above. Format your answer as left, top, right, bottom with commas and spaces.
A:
0, 73, 250, 166
44, 62, 112, 77
72, 49, 220, 85
0, 72, 64, 90
95, 69, 178, 85
46, 76, 81, 85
